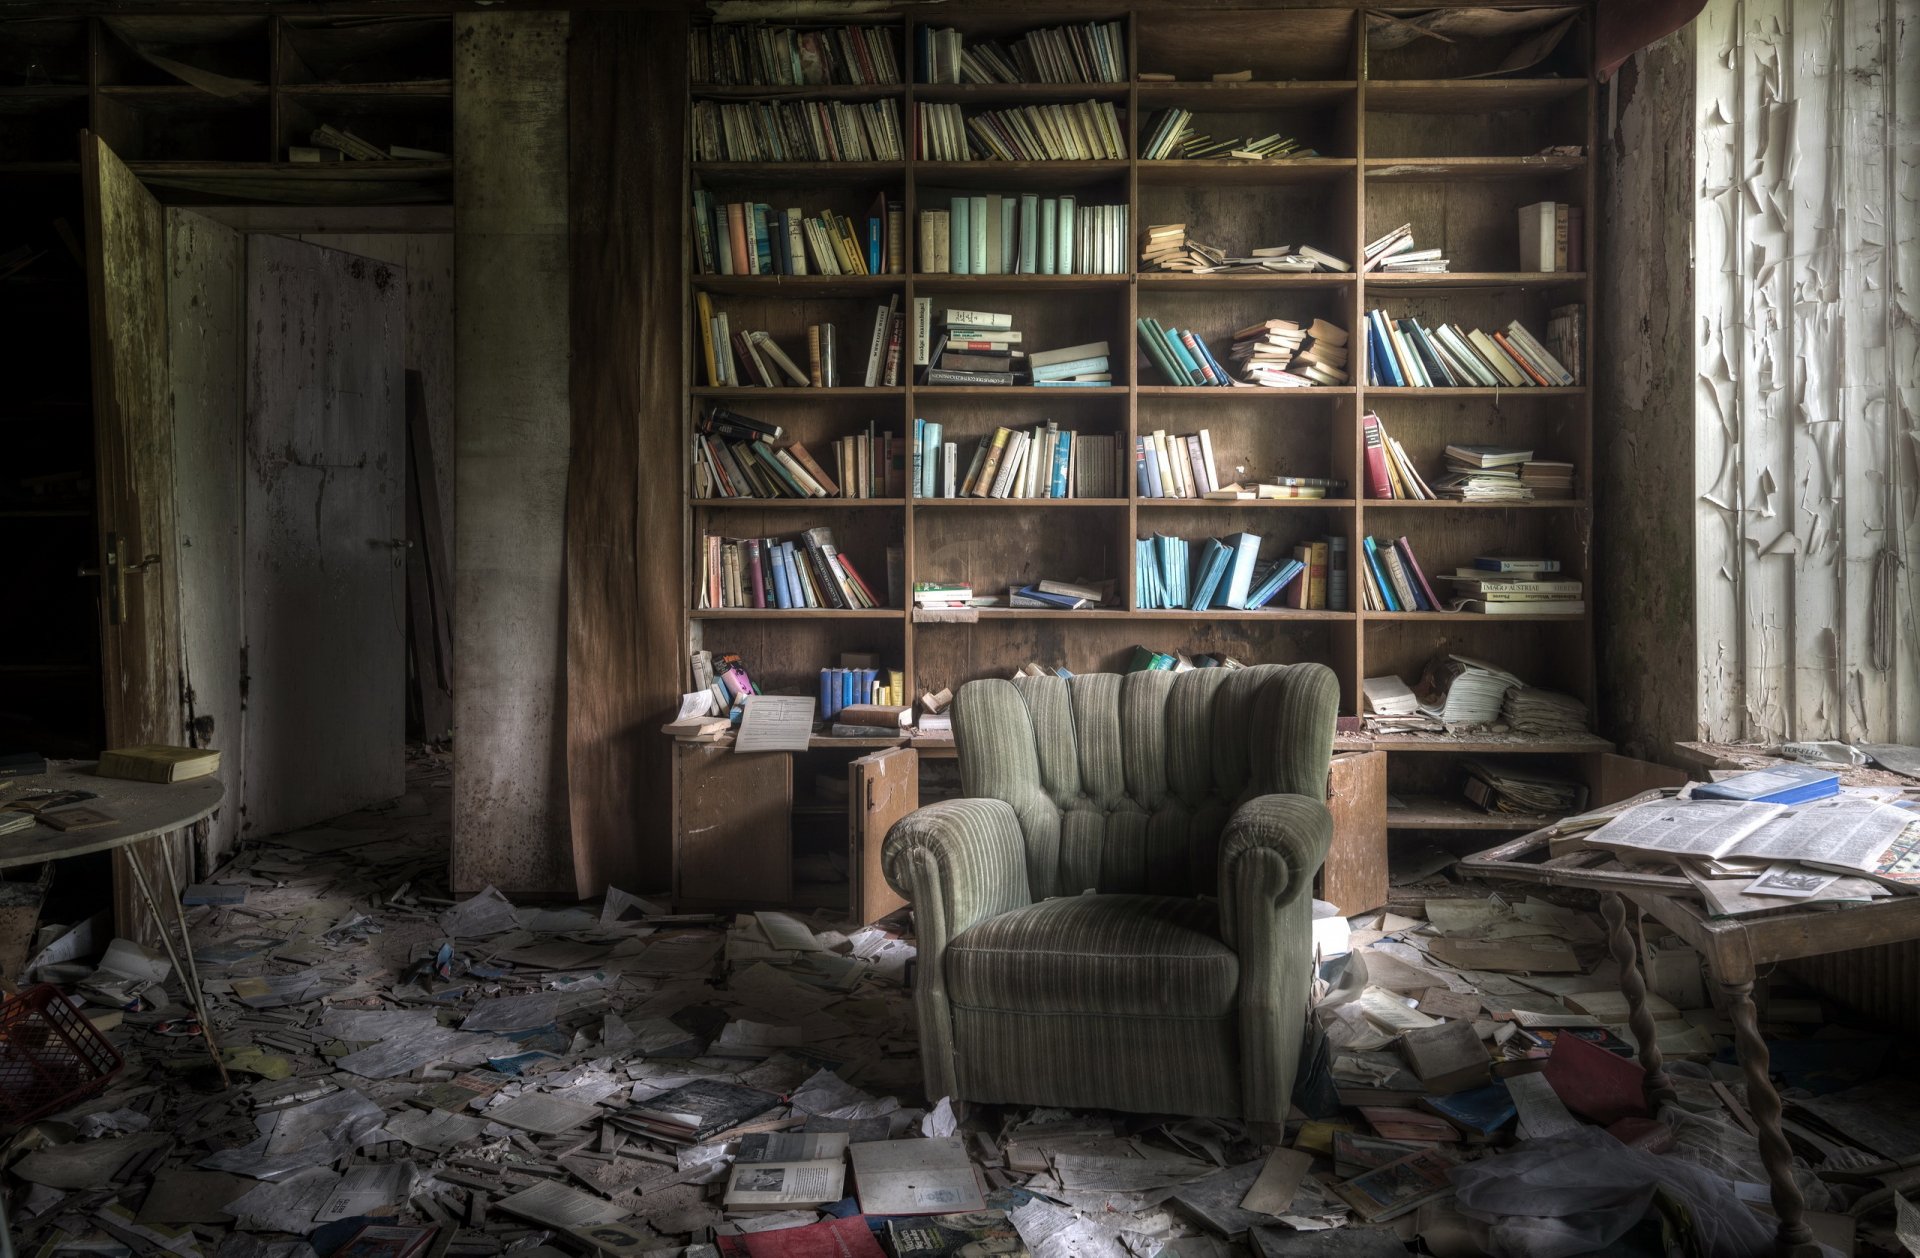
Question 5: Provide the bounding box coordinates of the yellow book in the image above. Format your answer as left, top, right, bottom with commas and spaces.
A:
97, 744, 220, 784
967, 427, 1014, 497
696, 291, 718, 387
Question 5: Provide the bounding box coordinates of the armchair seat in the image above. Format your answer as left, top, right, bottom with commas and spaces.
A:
948, 894, 1237, 1018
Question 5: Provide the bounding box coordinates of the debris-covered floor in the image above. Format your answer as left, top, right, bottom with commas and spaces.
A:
6, 749, 1919, 1258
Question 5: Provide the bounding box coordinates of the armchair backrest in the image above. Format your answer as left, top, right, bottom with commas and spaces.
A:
950, 663, 1338, 899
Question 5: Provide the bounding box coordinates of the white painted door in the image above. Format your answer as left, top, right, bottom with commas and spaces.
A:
242, 235, 405, 838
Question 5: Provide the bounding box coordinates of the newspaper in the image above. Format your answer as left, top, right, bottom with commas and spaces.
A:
1584, 800, 1787, 859
1732, 798, 1920, 874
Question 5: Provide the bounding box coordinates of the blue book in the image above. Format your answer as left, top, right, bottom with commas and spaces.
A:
1031, 355, 1110, 380
1361, 537, 1400, 611
1189, 539, 1232, 610
1245, 558, 1305, 609
1421, 1082, 1516, 1135
921, 422, 942, 498
1692, 765, 1841, 805
769, 541, 794, 608
841, 668, 856, 711
1049, 431, 1070, 497
1370, 311, 1406, 387
1219, 532, 1264, 609
860, 667, 878, 703
912, 418, 926, 498
868, 217, 881, 274
1142, 444, 1164, 498
1159, 324, 1208, 385
819, 669, 838, 717
1033, 380, 1112, 388
1191, 335, 1233, 386
1013, 586, 1085, 609
752, 203, 773, 273
782, 541, 808, 606
951, 197, 970, 274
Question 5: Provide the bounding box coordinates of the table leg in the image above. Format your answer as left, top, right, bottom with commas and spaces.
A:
124, 835, 230, 1089
1723, 978, 1817, 1256
1603, 892, 1675, 1107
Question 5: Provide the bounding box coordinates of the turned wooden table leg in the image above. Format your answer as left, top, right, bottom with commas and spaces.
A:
1722, 978, 1819, 1255
1603, 892, 1675, 1106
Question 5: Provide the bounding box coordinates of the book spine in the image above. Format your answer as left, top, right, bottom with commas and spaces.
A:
912, 296, 931, 366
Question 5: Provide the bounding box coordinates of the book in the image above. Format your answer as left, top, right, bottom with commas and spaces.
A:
723, 1159, 847, 1211
849, 1137, 986, 1215
1328, 1148, 1456, 1223
1691, 765, 1841, 805
333, 1226, 437, 1258
624, 1079, 780, 1143
95, 745, 220, 784
1218, 532, 1264, 610
889, 1213, 1027, 1258
40, 807, 115, 831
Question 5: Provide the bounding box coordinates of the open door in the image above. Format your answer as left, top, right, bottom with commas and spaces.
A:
1322, 750, 1387, 915
81, 133, 187, 940
849, 747, 917, 924
241, 235, 405, 838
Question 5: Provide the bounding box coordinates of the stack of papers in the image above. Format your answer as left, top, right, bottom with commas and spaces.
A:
1416, 655, 1522, 728
1501, 687, 1588, 736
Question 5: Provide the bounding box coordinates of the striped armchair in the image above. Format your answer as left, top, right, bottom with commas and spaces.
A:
882, 663, 1338, 1127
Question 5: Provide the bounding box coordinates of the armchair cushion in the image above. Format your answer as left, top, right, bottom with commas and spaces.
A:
947, 894, 1238, 1018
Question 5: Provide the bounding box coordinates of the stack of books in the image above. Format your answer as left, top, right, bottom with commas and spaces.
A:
912, 582, 976, 609
1364, 310, 1574, 388
921, 306, 1017, 384
1029, 340, 1111, 387
1203, 476, 1350, 501
914, 422, 1122, 499
1363, 222, 1449, 274
691, 25, 902, 86
1436, 557, 1583, 616
1517, 201, 1584, 272
917, 21, 1125, 84
1012, 579, 1108, 610
692, 99, 903, 162
917, 100, 1125, 161
1138, 110, 1315, 161
1500, 686, 1589, 735
1361, 413, 1436, 500
1136, 318, 1233, 386
1464, 759, 1588, 814
1227, 318, 1351, 387
1522, 459, 1575, 498
1138, 225, 1348, 274
697, 526, 884, 610
918, 194, 1127, 275
1433, 445, 1534, 503
1357, 535, 1444, 613
693, 192, 902, 277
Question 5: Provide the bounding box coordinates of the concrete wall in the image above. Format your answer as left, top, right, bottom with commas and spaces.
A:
1594, 30, 1702, 760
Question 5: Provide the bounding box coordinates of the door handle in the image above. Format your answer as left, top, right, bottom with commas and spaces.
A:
81, 532, 143, 626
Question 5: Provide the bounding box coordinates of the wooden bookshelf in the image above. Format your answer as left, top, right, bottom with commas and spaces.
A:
679, 5, 1603, 905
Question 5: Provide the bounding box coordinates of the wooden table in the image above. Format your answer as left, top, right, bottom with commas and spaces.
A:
2, 761, 229, 1082
1461, 790, 1920, 1258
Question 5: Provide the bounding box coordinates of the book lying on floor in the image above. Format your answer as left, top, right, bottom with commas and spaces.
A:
620, 1079, 781, 1144
723, 1157, 847, 1211
888, 1211, 1028, 1258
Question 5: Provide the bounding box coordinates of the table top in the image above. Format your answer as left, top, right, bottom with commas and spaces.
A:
0, 762, 225, 870
1458, 788, 1920, 975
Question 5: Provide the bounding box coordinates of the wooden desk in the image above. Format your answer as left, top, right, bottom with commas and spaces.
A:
1461, 792, 1920, 1258
2, 761, 229, 1082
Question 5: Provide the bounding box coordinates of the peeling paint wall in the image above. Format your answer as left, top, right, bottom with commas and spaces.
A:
1596, 31, 1701, 760
1694, 0, 1919, 743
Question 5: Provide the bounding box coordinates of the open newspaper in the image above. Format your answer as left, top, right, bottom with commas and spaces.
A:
1588, 796, 1920, 891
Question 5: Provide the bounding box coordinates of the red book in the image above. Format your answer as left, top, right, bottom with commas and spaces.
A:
1542, 1030, 1650, 1126
726, 202, 752, 276
746, 540, 766, 608
1362, 413, 1393, 499
740, 1217, 886, 1258
835, 554, 882, 607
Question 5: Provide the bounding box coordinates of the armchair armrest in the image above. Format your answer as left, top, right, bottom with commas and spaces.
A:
883, 798, 1032, 1101
1219, 792, 1333, 1130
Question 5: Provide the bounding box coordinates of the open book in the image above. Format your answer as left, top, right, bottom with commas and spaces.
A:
1589, 797, 1920, 890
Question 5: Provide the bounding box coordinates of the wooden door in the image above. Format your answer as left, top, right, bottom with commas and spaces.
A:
241, 234, 405, 838
674, 744, 791, 905
849, 747, 917, 924
81, 133, 186, 939
1323, 750, 1388, 915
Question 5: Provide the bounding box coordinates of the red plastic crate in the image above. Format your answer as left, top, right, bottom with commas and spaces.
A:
0, 984, 124, 1125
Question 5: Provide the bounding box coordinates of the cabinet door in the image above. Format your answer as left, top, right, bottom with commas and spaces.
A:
675, 744, 790, 905
1323, 750, 1387, 915
849, 747, 917, 924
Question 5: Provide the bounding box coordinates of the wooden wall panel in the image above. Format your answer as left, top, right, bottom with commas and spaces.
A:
451, 12, 574, 895
566, 9, 687, 898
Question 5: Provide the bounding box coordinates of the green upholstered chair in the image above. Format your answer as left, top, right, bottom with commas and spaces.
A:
881, 662, 1339, 1128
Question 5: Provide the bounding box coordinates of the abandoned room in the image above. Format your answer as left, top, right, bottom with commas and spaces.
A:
0, 0, 1916, 1255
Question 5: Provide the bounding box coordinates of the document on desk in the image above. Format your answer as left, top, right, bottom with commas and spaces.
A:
734, 695, 816, 753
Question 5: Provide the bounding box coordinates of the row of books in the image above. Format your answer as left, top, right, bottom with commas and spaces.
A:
918, 21, 1126, 84
1358, 542, 1582, 615
1363, 223, 1448, 274
1141, 223, 1350, 274
694, 411, 909, 501
1137, 534, 1344, 611
918, 100, 1126, 162
1364, 309, 1578, 388
690, 24, 902, 86
914, 579, 1110, 611
693, 192, 903, 277
697, 528, 886, 611
1229, 318, 1351, 387
1517, 201, 1584, 272
1139, 110, 1315, 161
692, 99, 903, 163
918, 195, 1127, 275
818, 667, 905, 718
914, 422, 1124, 499
1126, 648, 1246, 673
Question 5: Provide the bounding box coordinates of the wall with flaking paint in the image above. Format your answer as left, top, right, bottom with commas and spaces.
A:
1595, 30, 1702, 760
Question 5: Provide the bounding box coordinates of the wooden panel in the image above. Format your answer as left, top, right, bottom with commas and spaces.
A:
675, 744, 791, 906
849, 746, 916, 924
82, 132, 187, 940
451, 11, 573, 895
242, 234, 405, 838
1586, 751, 1688, 807
567, 9, 687, 898
1323, 749, 1386, 914
165, 207, 245, 866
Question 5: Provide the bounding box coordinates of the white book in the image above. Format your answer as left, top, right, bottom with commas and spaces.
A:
990, 432, 1029, 498
1517, 200, 1556, 272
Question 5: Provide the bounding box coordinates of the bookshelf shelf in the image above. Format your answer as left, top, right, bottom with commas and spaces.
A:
692, 608, 905, 620
1361, 272, 1586, 290
681, 6, 1602, 899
